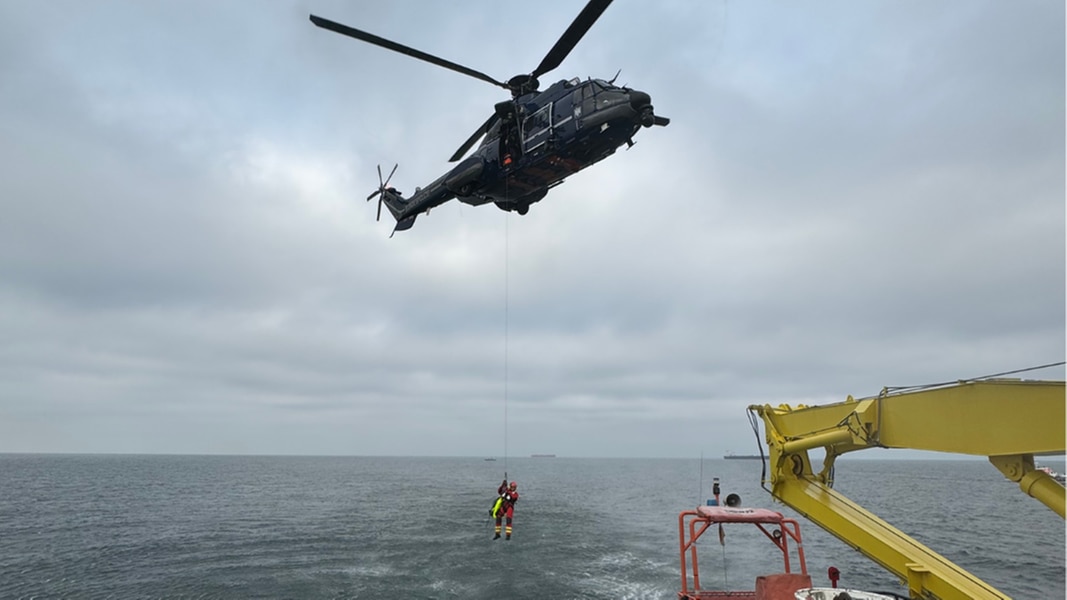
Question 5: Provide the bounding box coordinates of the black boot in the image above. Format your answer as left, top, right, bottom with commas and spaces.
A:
493, 533, 501, 540
505, 534, 511, 540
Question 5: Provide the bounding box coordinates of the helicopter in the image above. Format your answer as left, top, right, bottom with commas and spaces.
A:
309, 0, 668, 235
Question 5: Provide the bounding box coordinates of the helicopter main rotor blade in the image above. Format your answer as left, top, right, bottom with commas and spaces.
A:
310, 15, 510, 91
531, 0, 614, 79
449, 113, 498, 163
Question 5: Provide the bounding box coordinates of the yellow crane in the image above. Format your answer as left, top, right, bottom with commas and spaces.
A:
748, 377, 1065, 600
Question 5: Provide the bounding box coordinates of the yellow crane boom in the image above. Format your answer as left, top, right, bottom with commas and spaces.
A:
748, 378, 1065, 600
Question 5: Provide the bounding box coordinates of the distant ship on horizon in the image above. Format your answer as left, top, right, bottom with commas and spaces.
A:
531, 454, 556, 458
723, 452, 761, 460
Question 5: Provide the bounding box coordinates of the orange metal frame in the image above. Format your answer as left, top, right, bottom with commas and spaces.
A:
677, 509, 807, 598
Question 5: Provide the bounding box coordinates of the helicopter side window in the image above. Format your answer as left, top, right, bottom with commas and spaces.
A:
522, 103, 553, 154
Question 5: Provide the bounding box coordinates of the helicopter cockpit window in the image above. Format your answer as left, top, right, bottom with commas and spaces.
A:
581, 82, 604, 116
522, 103, 553, 153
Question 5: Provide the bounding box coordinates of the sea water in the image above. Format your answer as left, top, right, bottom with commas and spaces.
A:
0, 455, 1063, 599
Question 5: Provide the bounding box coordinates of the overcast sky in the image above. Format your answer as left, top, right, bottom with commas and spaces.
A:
1, 0, 1063, 459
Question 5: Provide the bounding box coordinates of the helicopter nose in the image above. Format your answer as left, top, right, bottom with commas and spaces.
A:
629, 90, 657, 127
629, 90, 651, 111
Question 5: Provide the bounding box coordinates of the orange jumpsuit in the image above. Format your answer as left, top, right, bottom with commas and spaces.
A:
493, 481, 519, 540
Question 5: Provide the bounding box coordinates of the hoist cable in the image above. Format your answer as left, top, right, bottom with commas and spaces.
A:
503, 177, 510, 477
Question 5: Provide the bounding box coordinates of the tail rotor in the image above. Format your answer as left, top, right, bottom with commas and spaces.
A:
367, 163, 398, 222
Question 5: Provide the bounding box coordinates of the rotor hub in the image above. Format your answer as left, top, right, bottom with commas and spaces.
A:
507, 74, 540, 97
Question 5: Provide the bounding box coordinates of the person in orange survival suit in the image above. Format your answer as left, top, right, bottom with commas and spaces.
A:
493, 480, 519, 540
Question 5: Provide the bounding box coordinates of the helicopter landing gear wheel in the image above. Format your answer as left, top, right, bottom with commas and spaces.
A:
516, 203, 529, 215
457, 183, 475, 197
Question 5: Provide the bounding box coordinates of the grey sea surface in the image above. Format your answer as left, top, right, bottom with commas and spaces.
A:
1, 455, 1064, 599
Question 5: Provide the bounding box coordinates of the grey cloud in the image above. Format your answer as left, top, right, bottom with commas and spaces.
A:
0, 0, 1062, 457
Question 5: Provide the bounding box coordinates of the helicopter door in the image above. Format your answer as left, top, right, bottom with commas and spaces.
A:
522, 103, 553, 154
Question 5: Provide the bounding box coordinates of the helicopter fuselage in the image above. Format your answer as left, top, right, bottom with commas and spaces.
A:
382, 76, 664, 230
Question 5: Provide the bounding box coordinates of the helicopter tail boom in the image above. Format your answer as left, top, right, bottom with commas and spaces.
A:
364, 163, 418, 235
366, 164, 418, 236
377, 187, 416, 236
